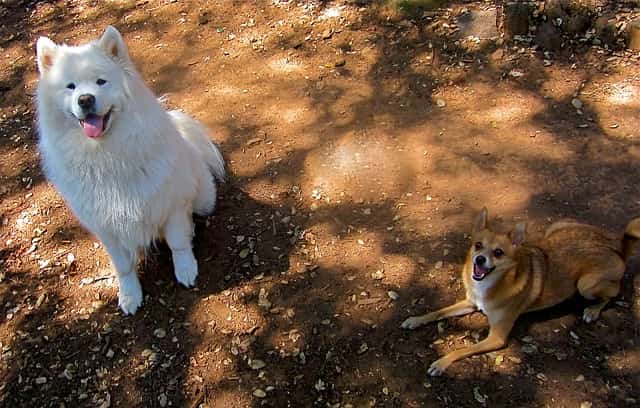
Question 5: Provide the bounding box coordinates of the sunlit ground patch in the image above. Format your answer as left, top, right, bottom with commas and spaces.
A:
210, 83, 246, 97
304, 132, 417, 203
267, 57, 304, 74
606, 82, 640, 107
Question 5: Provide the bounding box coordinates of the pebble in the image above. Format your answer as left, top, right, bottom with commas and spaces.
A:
154, 328, 167, 339
571, 98, 583, 109
249, 359, 266, 370
387, 290, 399, 300
158, 393, 168, 407
253, 389, 267, 398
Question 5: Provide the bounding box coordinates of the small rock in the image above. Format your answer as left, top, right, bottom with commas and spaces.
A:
35, 377, 47, 385
473, 386, 487, 404
198, 11, 210, 25
571, 98, 583, 109
35, 293, 46, 308
258, 288, 272, 309
435, 99, 446, 107
158, 393, 168, 407
154, 328, 166, 339
580, 402, 592, 408
249, 359, 266, 370
253, 389, 267, 398
357, 343, 369, 354
434, 261, 443, 269
387, 291, 399, 300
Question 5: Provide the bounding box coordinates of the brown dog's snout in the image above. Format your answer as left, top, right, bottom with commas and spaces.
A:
475, 255, 487, 266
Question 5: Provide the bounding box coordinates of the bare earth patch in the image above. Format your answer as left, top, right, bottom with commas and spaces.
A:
1, 1, 639, 407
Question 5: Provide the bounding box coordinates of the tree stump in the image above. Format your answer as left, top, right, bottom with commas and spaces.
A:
498, 1, 533, 38
628, 20, 640, 51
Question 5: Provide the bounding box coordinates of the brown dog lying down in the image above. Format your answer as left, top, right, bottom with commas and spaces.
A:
402, 208, 640, 376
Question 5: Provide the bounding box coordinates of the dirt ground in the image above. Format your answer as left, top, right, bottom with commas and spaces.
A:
1, 0, 640, 407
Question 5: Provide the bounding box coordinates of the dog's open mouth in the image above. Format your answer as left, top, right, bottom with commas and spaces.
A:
79, 109, 112, 138
472, 264, 495, 281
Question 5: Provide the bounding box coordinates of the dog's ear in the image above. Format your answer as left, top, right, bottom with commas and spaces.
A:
36, 37, 58, 73
98, 26, 130, 64
510, 223, 526, 247
473, 207, 488, 232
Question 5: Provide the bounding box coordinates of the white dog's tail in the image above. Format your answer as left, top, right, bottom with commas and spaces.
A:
168, 110, 226, 183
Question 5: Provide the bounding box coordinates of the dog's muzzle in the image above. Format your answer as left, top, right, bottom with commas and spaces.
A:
472, 255, 495, 281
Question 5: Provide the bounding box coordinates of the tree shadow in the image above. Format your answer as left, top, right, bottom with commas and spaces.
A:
1, 0, 640, 407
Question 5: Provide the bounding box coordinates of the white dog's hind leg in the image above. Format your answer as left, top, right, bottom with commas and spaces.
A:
100, 235, 142, 315
165, 209, 198, 287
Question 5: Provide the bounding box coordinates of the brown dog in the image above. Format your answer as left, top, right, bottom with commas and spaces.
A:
402, 208, 640, 376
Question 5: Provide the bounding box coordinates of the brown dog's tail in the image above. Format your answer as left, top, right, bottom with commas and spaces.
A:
623, 218, 640, 260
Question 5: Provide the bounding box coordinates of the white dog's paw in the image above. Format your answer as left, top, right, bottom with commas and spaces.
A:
118, 274, 143, 315
401, 316, 426, 330
173, 250, 198, 288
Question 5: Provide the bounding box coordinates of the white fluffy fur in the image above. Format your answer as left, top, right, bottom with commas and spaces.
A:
36, 26, 225, 315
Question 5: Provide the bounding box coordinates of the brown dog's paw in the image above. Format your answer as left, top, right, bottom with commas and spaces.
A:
582, 305, 601, 323
401, 316, 426, 330
427, 358, 450, 376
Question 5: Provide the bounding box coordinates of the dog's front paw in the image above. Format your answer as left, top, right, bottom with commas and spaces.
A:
582, 305, 602, 323
173, 250, 198, 288
118, 274, 143, 315
401, 316, 427, 330
427, 358, 450, 377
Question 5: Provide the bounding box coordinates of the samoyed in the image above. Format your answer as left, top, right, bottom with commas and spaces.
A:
35, 26, 225, 315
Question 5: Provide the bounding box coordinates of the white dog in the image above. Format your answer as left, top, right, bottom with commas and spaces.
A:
35, 26, 225, 315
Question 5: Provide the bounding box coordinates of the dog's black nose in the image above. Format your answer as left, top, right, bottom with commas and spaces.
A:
475, 255, 486, 266
78, 94, 96, 110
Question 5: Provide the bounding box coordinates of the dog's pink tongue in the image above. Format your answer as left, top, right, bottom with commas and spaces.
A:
82, 115, 103, 138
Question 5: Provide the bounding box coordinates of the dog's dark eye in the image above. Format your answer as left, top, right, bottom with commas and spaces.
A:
493, 248, 504, 258
474, 242, 483, 250
66, 83, 76, 90
96, 78, 107, 86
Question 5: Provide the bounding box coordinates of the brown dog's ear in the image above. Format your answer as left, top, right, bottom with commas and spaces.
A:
36, 37, 58, 74
473, 207, 488, 232
98, 26, 130, 64
510, 223, 526, 247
